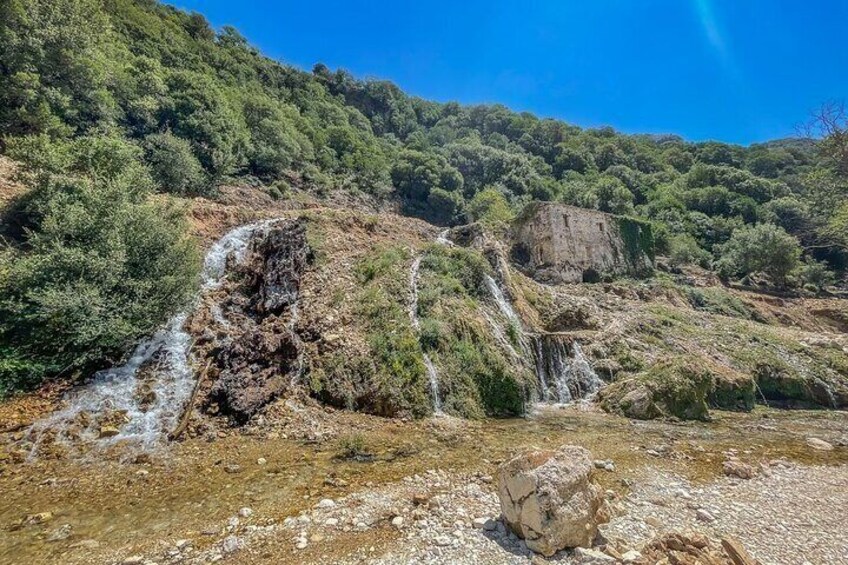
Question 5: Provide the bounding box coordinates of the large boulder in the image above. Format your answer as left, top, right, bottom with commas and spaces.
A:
496, 445, 608, 556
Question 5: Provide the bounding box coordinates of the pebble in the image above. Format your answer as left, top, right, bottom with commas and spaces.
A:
221, 535, 243, 554
325, 518, 339, 527
696, 509, 716, 523
622, 550, 642, 562
435, 535, 453, 547
391, 516, 404, 528
257, 457, 267, 465
122, 556, 144, 565
224, 464, 242, 474
573, 547, 616, 563
316, 498, 336, 509
472, 517, 488, 529
295, 539, 308, 550
238, 507, 253, 518
806, 438, 834, 451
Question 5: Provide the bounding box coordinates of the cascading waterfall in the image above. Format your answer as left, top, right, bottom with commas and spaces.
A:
409, 255, 443, 414
482, 271, 603, 404
529, 335, 603, 403
407, 229, 456, 415
29, 218, 283, 450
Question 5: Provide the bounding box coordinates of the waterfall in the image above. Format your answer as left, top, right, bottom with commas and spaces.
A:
530, 335, 603, 404
29, 218, 283, 450
482, 271, 603, 404
408, 255, 443, 414
407, 230, 456, 415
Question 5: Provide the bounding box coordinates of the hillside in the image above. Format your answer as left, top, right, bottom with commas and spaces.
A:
1, 2, 848, 564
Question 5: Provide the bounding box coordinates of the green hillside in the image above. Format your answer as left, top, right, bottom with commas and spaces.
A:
1, 0, 846, 393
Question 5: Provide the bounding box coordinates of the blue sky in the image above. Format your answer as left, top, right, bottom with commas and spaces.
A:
167, 1, 847, 145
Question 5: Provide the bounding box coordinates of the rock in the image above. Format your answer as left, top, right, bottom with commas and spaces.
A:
257, 457, 267, 465
806, 437, 834, 451
573, 547, 616, 563
47, 524, 72, 541
122, 556, 144, 565
316, 498, 336, 509
696, 509, 716, 523
497, 445, 608, 557
412, 492, 430, 506
434, 535, 453, 547
25, 512, 53, 525
593, 460, 615, 472
723, 460, 757, 480
644, 516, 662, 528
621, 550, 642, 563
238, 507, 253, 518
295, 539, 308, 550
224, 463, 242, 474
390, 516, 404, 528
175, 539, 191, 550
472, 517, 488, 529
99, 425, 121, 439
221, 535, 243, 554
325, 518, 339, 527
721, 536, 758, 565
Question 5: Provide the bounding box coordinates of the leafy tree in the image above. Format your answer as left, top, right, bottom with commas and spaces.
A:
466, 187, 514, 233
595, 176, 635, 215
142, 132, 208, 195
0, 136, 199, 392
668, 234, 712, 268
715, 224, 802, 285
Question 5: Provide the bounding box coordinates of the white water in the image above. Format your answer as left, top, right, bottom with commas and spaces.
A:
482, 272, 603, 404
408, 255, 443, 414
407, 229, 457, 415
30, 218, 283, 450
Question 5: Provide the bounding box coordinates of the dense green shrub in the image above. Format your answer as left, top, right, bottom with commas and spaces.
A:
0, 136, 199, 394
142, 132, 208, 195
715, 224, 802, 285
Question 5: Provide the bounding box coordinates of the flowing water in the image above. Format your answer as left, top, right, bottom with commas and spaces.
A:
409, 256, 442, 414
29, 219, 285, 451
483, 273, 603, 404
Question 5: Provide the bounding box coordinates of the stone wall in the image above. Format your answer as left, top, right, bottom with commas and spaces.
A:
511, 202, 653, 284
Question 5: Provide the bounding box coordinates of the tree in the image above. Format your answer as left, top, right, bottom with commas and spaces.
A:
595, 176, 635, 215
803, 101, 848, 175
466, 187, 514, 233
143, 132, 208, 195
715, 224, 802, 286
390, 149, 462, 201
0, 136, 199, 392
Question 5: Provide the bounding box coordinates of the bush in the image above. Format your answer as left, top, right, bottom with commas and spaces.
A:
142, 132, 208, 195
467, 187, 514, 233
714, 223, 802, 286
336, 434, 372, 460
668, 234, 711, 268
0, 136, 200, 394
793, 260, 836, 291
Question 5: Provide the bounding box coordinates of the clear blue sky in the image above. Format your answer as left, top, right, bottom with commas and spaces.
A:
166, 0, 847, 145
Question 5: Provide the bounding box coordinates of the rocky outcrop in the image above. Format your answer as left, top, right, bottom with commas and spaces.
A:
599, 355, 761, 421
496, 445, 608, 556
511, 202, 653, 284
202, 220, 311, 424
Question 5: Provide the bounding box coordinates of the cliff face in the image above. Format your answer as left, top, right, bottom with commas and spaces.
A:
511, 203, 654, 284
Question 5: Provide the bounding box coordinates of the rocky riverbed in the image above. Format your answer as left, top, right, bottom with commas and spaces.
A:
1, 403, 847, 564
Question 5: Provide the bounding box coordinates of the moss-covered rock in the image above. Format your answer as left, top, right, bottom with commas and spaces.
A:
709, 365, 756, 411
600, 356, 714, 420
752, 360, 843, 409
